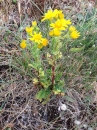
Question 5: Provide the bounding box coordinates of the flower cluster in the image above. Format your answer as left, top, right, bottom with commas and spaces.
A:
20, 21, 48, 49
19, 9, 81, 102
41, 9, 80, 38
20, 9, 80, 49
27, 21, 48, 49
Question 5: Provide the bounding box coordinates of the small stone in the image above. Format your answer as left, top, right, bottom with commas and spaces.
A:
74, 120, 81, 125
93, 45, 95, 47
83, 124, 88, 128
58, 106, 61, 111
88, 127, 93, 130
60, 104, 67, 111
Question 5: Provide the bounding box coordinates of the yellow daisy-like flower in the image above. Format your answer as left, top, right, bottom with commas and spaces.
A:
32, 21, 37, 27
53, 28, 61, 36
61, 19, 71, 26
41, 10, 55, 21
53, 9, 64, 19
70, 30, 80, 39
25, 27, 33, 34
49, 29, 61, 36
50, 19, 71, 31
20, 40, 27, 49
50, 19, 65, 30
69, 26, 76, 32
29, 32, 42, 43
58, 12, 64, 19
41, 38, 48, 46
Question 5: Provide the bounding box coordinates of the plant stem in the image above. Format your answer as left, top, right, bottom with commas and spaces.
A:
51, 63, 55, 88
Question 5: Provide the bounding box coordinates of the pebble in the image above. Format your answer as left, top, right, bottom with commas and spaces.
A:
74, 120, 81, 125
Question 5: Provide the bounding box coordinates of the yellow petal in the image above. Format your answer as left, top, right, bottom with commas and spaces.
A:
53, 29, 61, 36
49, 30, 54, 36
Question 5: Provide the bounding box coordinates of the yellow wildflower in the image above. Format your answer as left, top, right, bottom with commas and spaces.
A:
20, 40, 27, 49
59, 12, 64, 19
41, 38, 48, 46
25, 27, 33, 34
69, 26, 76, 32
29, 32, 42, 43
32, 21, 37, 26
49, 29, 61, 36
65, 19, 71, 25
53, 28, 61, 36
41, 10, 55, 21
53, 9, 64, 19
70, 30, 80, 39
50, 19, 71, 31
50, 19, 65, 31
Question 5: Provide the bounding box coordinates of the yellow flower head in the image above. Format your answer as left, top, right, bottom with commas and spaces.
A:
61, 19, 71, 26
29, 32, 42, 43
41, 38, 48, 46
32, 21, 37, 27
20, 40, 27, 49
50, 19, 65, 30
70, 30, 80, 39
58, 12, 64, 19
53, 9, 64, 19
41, 10, 55, 21
50, 19, 71, 31
53, 28, 61, 36
69, 26, 76, 32
25, 27, 33, 34
49, 29, 61, 36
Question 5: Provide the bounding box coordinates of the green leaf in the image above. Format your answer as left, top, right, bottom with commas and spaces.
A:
70, 46, 85, 52
36, 89, 51, 102
12, 0, 17, 4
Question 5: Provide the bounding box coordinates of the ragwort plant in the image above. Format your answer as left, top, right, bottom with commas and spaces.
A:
20, 9, 80, 103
